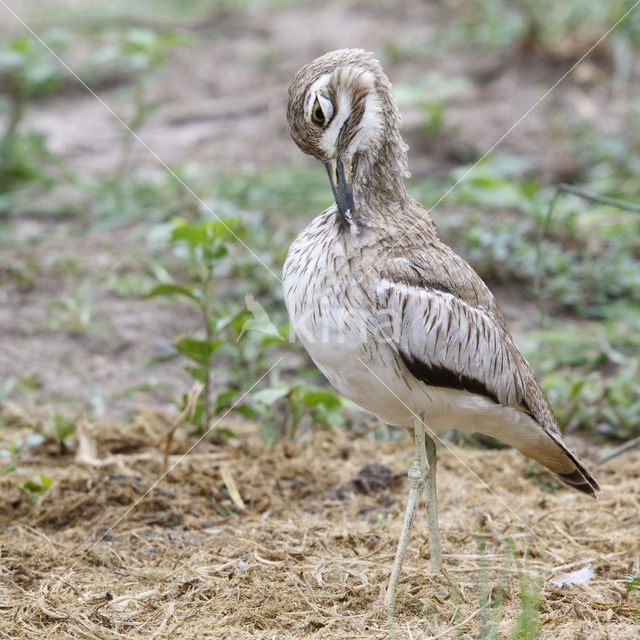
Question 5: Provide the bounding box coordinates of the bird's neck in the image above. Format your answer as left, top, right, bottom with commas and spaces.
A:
352, 133, 410, 221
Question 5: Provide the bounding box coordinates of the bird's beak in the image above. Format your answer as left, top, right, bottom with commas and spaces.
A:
324, 154, 354, 221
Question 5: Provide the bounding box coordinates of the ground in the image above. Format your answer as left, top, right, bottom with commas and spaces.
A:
1, 0, 639, 638
1, 420, 638, 639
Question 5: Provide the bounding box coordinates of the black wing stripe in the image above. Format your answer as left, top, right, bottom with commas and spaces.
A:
400, 351, 501, 406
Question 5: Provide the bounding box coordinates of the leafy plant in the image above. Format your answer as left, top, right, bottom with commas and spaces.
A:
47, 282, 108, 336
395, 73, 472, 139
250, 382, 346, 443
111, 28, 190, 176
146, 216, 246, 431
0, 438, 22, 474
0, 32, 68, 194
425, 0, 640, 56
625, 574, 640, 591
445, 153, 640, 318
44, 413, 76, 452
477, 537, 544, 640
20, 474, 52, 504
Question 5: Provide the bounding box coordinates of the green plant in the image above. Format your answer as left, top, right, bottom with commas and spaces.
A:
78, 28, 190, 225
394, 73, 472, 139
626, 575, 640, 591
0, 439, 22, 474
89, 169, 196, 225
146, 216, 246, 431
112, 28, 189, 175
477, 537, 543, 639
20, 474, 52, 504
444, 153, 640, 318
43, 413, 76, 452
0, 33, 68, 195
250, 382, 346, 443
47, 282, 107, 336
425, 0, 640, 56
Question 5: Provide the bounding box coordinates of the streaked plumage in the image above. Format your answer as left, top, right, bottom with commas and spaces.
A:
284, 48, 598, 495
283, 49, 599, 621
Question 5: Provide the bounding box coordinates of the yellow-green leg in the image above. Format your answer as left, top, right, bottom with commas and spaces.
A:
385, 415, 442, 634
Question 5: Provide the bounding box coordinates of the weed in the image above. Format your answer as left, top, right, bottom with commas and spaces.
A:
426, 0, 640, 56
250, 382, 346, 443
626, 575, 640, 591
19, 474, 52, 504
477, 537, 544, 639
146, 216, 246, 432
111, 28, 190, 176
394, 73, 472, 139
210, 164, 331, 220
47, 282, 107, 336
43, 413, 76, 452
88, 170, 197, 225
0, 33, 68, 197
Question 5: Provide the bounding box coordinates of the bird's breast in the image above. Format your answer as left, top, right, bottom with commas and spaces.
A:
283, 219, 394, 406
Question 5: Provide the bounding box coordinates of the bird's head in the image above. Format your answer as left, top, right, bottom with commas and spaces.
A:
287, 49, 407, 223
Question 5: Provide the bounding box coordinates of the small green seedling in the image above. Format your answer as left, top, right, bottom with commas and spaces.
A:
625, 575, 640, 591
20, 474, 52, 504
251, 382, 345, 443
114, 28, 190, 176
0, 32, 67, 194
146, 216, 245, 432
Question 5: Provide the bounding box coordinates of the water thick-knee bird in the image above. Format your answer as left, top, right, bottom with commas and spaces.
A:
282, 48, 599, 621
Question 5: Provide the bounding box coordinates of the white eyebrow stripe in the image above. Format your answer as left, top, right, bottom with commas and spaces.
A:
317, 90, 351, 157
346, 91, 382, 156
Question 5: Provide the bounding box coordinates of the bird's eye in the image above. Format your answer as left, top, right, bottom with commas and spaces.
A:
308, 90, 333, 128
310, 96, 326, 126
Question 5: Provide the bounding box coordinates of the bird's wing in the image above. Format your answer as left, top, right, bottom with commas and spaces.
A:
375, 263, 533, 413
375, 262, 600, 496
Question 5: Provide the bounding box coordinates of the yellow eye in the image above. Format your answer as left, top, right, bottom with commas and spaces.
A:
310, 96, 325, 126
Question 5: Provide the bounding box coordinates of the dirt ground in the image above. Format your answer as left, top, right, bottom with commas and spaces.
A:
2, 1, 640, 638
1, 418, 638, 639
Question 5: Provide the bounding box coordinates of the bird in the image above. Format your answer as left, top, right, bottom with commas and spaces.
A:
282, 48, 599, 625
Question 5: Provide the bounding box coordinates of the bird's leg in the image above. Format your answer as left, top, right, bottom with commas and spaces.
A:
423, 430, 442, 573
384, 414, 427, 622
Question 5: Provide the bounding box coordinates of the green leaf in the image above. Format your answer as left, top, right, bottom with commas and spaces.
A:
144, 283, 200, 302
214, 389, 237, 413
174, 337, 221, 367
301, 388, 343, 409
625, 575, 640, 591
232, 404, 257, 419
171, 219, 207, 244
214, 427, 235, 439
23, 476, 50, 492
184, 366, 206, 383
251, 386, 291, 406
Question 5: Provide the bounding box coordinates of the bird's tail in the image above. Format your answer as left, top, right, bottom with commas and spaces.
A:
518, 428, 600, 497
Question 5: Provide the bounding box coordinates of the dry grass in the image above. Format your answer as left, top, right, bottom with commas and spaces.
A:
1, 414, 638, 639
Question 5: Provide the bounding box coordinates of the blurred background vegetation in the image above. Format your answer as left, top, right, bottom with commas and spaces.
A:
1, 0, 639, 472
